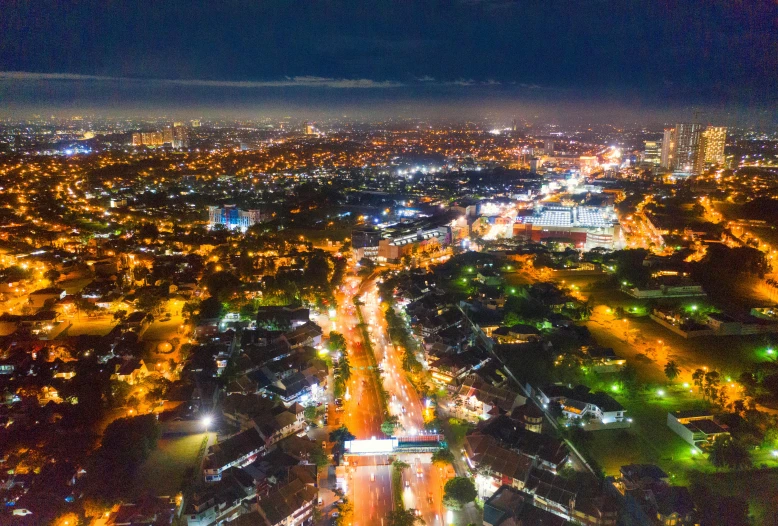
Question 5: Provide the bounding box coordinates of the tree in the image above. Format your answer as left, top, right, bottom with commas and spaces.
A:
708, 439, 728, 468
85, 414, 160, 500
725, 440, 752, 470
386, 509, 425, 526
335, 498, 354, 526
199, 296, 224, 319
708, 437, 752, 470
310, 443, 330, 469
443, 477, 477, 511
618, 364, 641, 398
204, 270, 242, 302
329, 426, 356, 460
692, 369, 705, 393
381, 415, 400, 436
338, 354, 352, 383
703, 371, 721, 401
431, 447, 455, 466
664, 360, 680, 383
328, 331, 347, 353
304, 405, 318, 421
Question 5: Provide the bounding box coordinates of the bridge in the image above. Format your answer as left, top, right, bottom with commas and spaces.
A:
343, 434, 446, 456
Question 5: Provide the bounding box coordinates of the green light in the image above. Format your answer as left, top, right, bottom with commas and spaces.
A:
657, 389, 665, 396
768, 348, 775, 355
611, 384, 619, 392
691, 305, 698, 311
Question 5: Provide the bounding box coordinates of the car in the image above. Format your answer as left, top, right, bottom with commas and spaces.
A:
427, 492, 433, 504
332, 511, 340, 518
405, 479, 410, 488
370, 473, 375, 482
12, 509, 33, 516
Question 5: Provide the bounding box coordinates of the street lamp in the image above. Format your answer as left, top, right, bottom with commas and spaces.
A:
202, 415, 213, 431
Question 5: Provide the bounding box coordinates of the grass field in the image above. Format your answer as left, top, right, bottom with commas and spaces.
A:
586, 309, 770, 388
688, 468, 778, 525
130, 433, 207, 498
579, 387, 708, 481
66, 317, 118, 336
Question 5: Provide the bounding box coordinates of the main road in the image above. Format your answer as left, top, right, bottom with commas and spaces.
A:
328, 270, 449, 525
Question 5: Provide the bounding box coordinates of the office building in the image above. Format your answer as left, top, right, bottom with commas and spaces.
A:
191, 119, 201, 127
208, 205, 263, 231
544, 139, 555, 155
642, 140, 661, 165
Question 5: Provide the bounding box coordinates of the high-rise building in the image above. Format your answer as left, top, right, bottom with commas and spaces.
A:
643, 140, 662, 165
132, 133, 143, 146
544, 139, 555, 155
305, 122, 317, 135
163, 126, 175, 145
660, 128, 675, 169
172, 125, 188, 148
191, 119, 201, 127
702, 126, 726, 164
140, 131, 164, 146
673, 123, 702, 172
660, 124, 725, 174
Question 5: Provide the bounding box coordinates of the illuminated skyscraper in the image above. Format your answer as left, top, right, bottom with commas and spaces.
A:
673, 123, 702, 172
702, 126, 726, 164
659, 128, 675, 169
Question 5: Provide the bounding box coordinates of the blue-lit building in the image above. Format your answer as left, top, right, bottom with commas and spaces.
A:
208, 205, 262, 231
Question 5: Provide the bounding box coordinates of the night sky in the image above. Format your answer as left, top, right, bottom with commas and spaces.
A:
1, 0, 776, 118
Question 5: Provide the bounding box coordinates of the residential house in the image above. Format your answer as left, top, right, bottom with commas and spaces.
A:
256, 305, 310, 329
613, 464, 698, 526
185, 468, 256, 526
537, 385, 627, 425
491, 324, 541, 344
112, 358, 149, 385
476, 415, 569, 473
204, 428, 267, 482
581, 347, 625, 373
464, 433, 536, 499
483, 484, 566, 526
28, 287, 66, 309
454, 374, 526, 422
256, 468, 318, 526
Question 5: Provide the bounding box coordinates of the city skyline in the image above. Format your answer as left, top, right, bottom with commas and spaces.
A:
2, 3, 778, 526
1, 1, 777, 123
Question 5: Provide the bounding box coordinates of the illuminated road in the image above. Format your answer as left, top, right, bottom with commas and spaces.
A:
330, 269, 451, 525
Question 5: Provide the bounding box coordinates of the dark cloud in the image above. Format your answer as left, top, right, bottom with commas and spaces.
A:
0, 0, 775, 111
